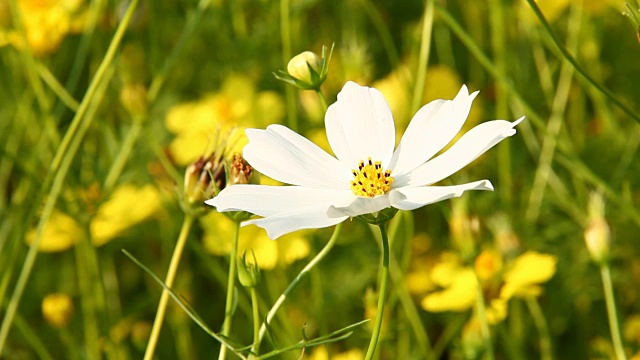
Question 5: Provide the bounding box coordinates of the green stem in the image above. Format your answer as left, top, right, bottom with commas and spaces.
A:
280, 0, 297, 131
410, 0, 435, 115
474, 274, 495, 360
316, 89, 328, 113
526, 297, 553, 360
144, 214, 195, 360
364, 224, 390, 360
218, 220, 241, 360
600, 264, 627, 360
257, 223, 342, 346
250, 287, 260, 357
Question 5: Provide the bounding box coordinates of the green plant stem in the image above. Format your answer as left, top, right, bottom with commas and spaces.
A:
218, 220, 241, 360
474, 274, 495, 360
144, 214, 195, 360
524, 0, 640, 125
280, 0, 297, 131
316, 89, 328, 112
525, 0, 581, 223
526, 297, 553, 360
364, 224, 390, 360
250, 287, 260, 357
257, 223, 342, 347
410, 0, 434, 115
600, 264, 627, 360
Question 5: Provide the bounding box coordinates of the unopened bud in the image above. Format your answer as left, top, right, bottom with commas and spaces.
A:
237, 250, 261, 288
624, 1, 640, 44
229, 154, 254, 185
42, 293, 73, 327
184, 154, 225, 205
584, 192, 610, 263
274, 44, 334, 90
287, 51, 322, 84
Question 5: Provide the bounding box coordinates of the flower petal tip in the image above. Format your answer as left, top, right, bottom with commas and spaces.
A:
480, 180, 494, 191
513, 116, 525, 126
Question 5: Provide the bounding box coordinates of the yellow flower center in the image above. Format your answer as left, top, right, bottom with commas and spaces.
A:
350, 158, 394, 197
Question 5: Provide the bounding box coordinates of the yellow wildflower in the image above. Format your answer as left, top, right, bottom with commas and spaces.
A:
42, 293, 74, 327
25, 209, 82, 252
420, 250, 557, 324
90, 184, 162, 246
1, 0, 86, 56
165, 74, 284, 166
201, 210, 310, 270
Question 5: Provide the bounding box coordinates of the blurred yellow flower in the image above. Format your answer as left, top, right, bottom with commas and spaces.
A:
165, 74, 284, 166
90, 184, 162, 246
419, 250, 557, 324
201, 210, 310, 270
0, 0, 86, 56
42, 293, 74, 327
25, 209, 82, 252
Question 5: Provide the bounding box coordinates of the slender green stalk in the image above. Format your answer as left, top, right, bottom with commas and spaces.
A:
525, 0, 581, 223
524, 0, 640, 124
474, 274, 495, 360
218, 220, 241, 360
600, 264, 627, 360
144, 214, 195, 360
249, 287, 260, 357
257, 223, 342, 346
280, 0, 297, 131
316, 89, 328, 112
75, 231, 101, 359
364, 224, 390, 360
410, 0, 435, 115
526, 298, 553, 360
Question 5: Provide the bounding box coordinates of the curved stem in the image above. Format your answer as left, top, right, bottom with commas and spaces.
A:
144, 214, 195, 360
257, 223, 342, 347
249, 287, 260, 357
315, 89, 328, 113
600, 264, 627, 360
526, 297, 553, 360
364, 224, 390, 360
218, 220, 241, 360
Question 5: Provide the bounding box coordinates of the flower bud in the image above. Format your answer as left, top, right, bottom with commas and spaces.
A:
237, 250, 261, 288
584, 192, 610, 264
229, 153, 254, 185
624, 1, 640, 44
184, 153, 225, 205
42, 293, 74, 327
274, 44, 334, 90
287, 51, 322, 84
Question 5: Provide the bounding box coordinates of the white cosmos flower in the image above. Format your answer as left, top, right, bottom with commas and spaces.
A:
206, 81, 524, 239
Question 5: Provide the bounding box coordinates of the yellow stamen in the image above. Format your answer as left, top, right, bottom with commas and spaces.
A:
350, 157, 394, 197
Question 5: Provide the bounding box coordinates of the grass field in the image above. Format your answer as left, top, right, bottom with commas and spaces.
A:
1, 0, 640, 359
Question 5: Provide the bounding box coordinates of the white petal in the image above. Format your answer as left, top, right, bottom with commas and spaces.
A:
206, 184, 354, 217
325, 81, 395, 168
327, 194, 392, 218
243, 125, 351, 188
389, 180, 493, 210
389, 85, 478, 176
244, 209, 348, 240
395, 117, 524, 187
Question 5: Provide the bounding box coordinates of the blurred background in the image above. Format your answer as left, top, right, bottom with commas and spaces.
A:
1, 0, 640, 358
